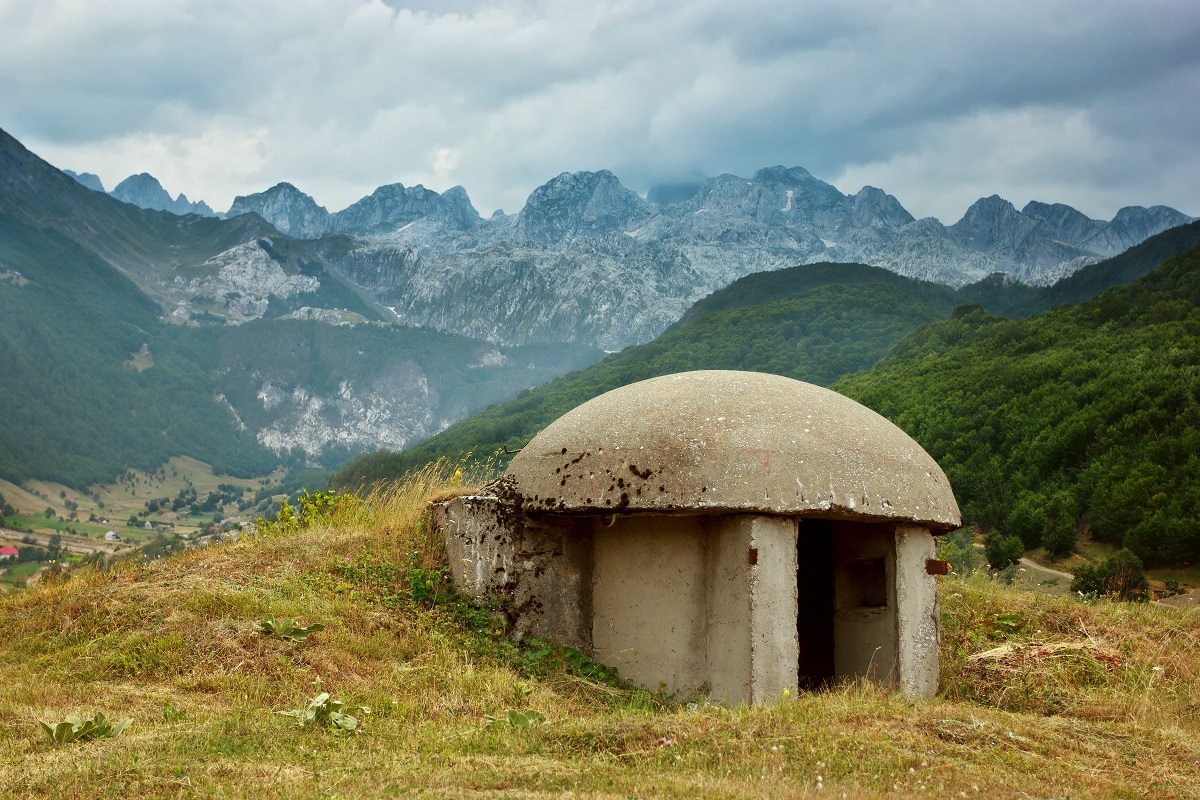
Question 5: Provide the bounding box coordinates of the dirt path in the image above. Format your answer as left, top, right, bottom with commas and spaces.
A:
1019, 557, 1074, 582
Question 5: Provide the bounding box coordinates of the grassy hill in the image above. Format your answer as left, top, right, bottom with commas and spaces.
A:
1, 470, 1197, 798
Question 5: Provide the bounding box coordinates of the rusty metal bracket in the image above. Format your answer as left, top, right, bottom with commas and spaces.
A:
925, 558, 951, 575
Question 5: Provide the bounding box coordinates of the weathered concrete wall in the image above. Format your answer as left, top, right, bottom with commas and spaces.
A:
433, 487, 593, 649
433, 484, 942, 702
894, 523, 940, 697
705, 517, 752, 702
741, 515, 800, 704
591, 513, 799, 705
592, 515, 710, 697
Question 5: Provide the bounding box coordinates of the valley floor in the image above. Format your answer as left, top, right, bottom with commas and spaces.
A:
1, 469, 1198, 799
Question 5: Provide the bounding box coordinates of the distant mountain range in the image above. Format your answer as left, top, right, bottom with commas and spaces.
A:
334, 225, 1200, 568
35, 127, 1200, 568
11, 121, 1197, 488
339, 221, 1200, 489
65, 169, 216, 217
71, 161, 1192, 350
1, 128, 598, 486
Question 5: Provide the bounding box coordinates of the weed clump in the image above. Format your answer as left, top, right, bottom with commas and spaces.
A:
939, 576, 1200, 726
278, 678, 368, 735
257, 615, 324, 643
40, 712, 130, 744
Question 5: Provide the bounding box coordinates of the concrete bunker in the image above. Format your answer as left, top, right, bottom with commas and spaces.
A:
432, 370, 961, 703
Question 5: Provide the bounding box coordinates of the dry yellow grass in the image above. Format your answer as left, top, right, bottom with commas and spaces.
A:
2, 460, 1198, 798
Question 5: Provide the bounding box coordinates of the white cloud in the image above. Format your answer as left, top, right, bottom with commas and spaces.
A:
835, 107, 1123, 222
2, 0, 1198, 218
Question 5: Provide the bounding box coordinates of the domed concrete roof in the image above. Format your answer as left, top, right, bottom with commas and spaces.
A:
506, 371, 961, 530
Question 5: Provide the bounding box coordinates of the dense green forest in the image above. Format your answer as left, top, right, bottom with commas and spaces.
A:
835, 246, 1200, 564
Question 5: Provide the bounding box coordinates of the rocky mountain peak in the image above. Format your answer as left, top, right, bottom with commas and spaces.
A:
228, 182, 330, 238
850, 186, 914, 230
64, 169, 105, 193
1110, 205, 1194, 238
951, 195, 1040, 250
331, 182, 481, 235
111, 173, 170, 206
109, 173, 215, 217
1023, 200, 1087, 225
175, 193, 215, 217
956, 194, 1018, 225
684, 166, 845, 225
751, 165, 817, 184
436, 185, 481, 229
1021, 201, 1102, 246
516, 170, 651, 242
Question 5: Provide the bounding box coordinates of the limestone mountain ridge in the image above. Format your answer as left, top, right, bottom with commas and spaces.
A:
111, 173, 216, 217
64, 168, 218, 217
227, 181, 482, 239
301, 166, 1193, 349
52, 151, 1194, 351
0, 126, 597, 479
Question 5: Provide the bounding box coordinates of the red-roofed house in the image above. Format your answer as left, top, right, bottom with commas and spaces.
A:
0, 545, 19, 560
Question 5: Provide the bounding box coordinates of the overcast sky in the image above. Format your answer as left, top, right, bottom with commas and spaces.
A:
2, 0, 1197, 223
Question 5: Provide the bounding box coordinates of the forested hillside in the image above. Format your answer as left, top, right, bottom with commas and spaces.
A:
0, 216, 275, 486
0, 210, 601, 487
835, 245, 1200, 564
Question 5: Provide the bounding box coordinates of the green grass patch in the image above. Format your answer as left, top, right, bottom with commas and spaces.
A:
2, 466, 1198, 798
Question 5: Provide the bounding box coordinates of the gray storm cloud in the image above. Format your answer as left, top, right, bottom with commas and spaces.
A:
1, 0, 1197, 222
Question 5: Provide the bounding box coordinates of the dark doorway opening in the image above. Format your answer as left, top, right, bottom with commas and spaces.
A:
796, 518, 834, 688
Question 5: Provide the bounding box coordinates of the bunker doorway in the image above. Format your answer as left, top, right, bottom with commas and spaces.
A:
797, 520, 898, 690
797, 519, 834, 688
